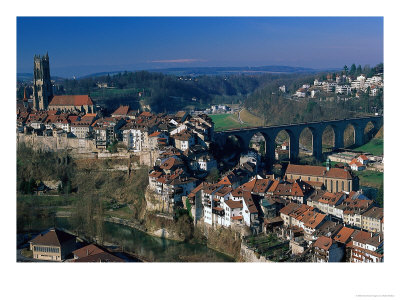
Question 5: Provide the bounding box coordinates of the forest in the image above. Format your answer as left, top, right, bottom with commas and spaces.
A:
17, 63, 383, 124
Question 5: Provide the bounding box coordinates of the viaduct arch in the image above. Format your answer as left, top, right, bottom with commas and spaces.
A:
213, 116, 383, 164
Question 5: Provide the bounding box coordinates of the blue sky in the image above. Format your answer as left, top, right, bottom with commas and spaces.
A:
17, 17, 383, 77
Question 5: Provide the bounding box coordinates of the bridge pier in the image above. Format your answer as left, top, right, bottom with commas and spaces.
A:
289, 135, 299, 163
265, 134, 276, 166
312, 130, 323, 161
334, 126, 345, 150
354, 126, 365, 147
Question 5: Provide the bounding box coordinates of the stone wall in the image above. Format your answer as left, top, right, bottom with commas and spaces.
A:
240, 242, 272, 262
17, 133, 96, 153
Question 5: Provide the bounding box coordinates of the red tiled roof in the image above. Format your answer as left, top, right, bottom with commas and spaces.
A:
149, 171, 163, 178
352, 231, 373, 245
314, 236, 333, 251
267, 180, 280, 193
243, 192, 258, 214
160, 157, 183, 170
231, 187, 245, 197
325, 168, 353, 179
334, 226, 355, 244
72, 244, 104, 258
49, 95, 93, 106
225, 199, 243, 209
112, 105, 130, 116
149, 131, 162, 137
280, 202, 301, 215
303, 212, 326, 229
286, 164, 326, 177
74, 251, 124, 262
215, 186, 233, 197
30, 229, 75, 247
231, 216, 243, 220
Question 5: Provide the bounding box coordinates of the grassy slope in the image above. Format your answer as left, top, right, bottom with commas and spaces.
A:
353, 126, 383, 156
354, 170, 383, 189
211, 109, 265, 132
210, 114, 243, 131
239, 109, 265, 127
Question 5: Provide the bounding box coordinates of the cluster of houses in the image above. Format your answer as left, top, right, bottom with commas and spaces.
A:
17, 96, 214, 152
147, 156, 383, 262
28, 228, 125, 262
286, 72, 383, 99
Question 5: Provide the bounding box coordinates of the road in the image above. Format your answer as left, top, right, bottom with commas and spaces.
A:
238, 109, 244, 124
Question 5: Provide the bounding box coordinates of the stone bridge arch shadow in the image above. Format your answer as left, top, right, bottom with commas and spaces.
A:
363, 120, 381, 142
271, 128, 299, 164
321, 124, 336, 154
217, 133, 249, 168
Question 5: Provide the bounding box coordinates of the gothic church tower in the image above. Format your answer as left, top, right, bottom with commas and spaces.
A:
33, 53, 53, 110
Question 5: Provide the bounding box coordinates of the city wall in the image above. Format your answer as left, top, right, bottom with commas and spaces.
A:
16, 133, 159, 167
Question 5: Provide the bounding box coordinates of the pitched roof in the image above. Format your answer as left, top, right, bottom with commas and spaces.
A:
286, 163, 353, 180
334, 226, 355, 244
72, 244, 105, 258
352, 230, 373, 245
149, 131, 163, 137
160, 157, 184, 170
314, 236, 333, 251
172, 130, 193, 141
225, 199, 243, 209
215, 186, 233, 197
112, 105, 130, 116
188, 182, 206, 198
267, 180, 280, 193
30, 228, 75, 247
286, 164, 326, 177
280, 202, 302, 215
231, 187, 245, 197
325, 168, 353, 179
243, 192, 258, 214
49, 95, 94, 106
252, 179, 272, 194
362, 207, 383, 220
350, 158, 363, 167
73, 251, 124, 262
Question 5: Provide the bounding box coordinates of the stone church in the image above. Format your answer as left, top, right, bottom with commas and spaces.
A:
32, 53, 95, 113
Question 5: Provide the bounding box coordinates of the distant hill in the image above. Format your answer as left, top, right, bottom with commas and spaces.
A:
75, 65, 321, 79
17, 73, 65, 83
19, 65, 338, 81
144, 65, 317, 76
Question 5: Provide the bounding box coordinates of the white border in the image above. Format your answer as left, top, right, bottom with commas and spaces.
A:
2, 1, 399, 299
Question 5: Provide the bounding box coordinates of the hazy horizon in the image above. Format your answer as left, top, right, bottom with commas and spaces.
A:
17, 17, 383, 77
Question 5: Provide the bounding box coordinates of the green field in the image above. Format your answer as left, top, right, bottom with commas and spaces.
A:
210, 114, 244, 131
354, 170, 383, 189
211, 109, 265, 131
354, 138, 383, 156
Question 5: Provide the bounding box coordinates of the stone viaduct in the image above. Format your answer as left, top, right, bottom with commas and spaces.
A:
213, 116, 383, 163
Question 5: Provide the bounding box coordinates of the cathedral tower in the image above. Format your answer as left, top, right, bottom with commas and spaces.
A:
33, 53, 53, 110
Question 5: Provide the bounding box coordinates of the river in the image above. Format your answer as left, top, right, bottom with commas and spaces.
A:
27, 217, 235, 262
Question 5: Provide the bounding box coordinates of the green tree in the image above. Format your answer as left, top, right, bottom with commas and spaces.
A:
350, 64, 357, 76
206, 168, 220, 183
376, 184, 383, 208
343, 65, 348, 75
356, 65, 362, 76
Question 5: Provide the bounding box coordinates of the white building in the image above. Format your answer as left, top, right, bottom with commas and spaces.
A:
335, 85, 352, 95
323, 82, 337, 93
